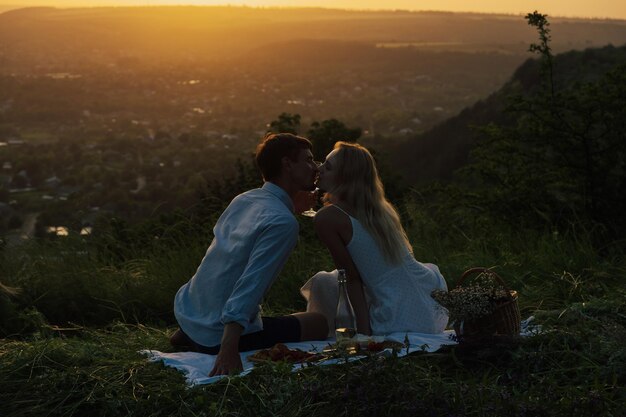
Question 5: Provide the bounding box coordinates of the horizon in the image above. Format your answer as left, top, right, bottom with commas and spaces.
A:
1, 1, 626, 21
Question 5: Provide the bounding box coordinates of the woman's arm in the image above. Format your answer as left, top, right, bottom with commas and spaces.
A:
314, 207, 371, 335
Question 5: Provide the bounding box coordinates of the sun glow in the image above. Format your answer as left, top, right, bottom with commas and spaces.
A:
2, 0, 626, 20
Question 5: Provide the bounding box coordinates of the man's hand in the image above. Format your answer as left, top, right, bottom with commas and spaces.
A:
209, 322, 244, 377
209, 345, 243, 376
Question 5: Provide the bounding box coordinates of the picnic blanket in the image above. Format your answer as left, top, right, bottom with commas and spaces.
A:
140, 330, 457, 386
140, 317, 539, 386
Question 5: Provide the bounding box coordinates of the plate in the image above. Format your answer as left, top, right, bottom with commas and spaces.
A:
247, 343, 323, 364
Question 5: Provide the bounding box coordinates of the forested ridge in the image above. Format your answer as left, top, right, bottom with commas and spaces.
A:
393, 44, 626, 183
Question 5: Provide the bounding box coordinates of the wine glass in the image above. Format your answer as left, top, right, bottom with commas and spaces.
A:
301, 161, 322, 217
301, 188, 320, 217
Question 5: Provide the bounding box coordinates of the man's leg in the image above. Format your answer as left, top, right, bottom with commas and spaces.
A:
237, 314, 328, 352
291, 312, 329, 341
169, 328, 195, 351
171, 314, 329, 355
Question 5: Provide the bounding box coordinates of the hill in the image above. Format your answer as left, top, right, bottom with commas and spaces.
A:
393, 44, 626, 184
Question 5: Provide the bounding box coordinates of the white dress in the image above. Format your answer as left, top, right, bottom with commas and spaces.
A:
301, 206, 448, 335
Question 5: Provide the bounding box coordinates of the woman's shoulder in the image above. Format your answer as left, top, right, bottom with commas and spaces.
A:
314, 205, 353, 232
315, 205, 349, 222
314, 205, 353, 244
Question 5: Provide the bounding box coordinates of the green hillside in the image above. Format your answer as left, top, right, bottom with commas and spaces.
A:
394, 44, 626, 184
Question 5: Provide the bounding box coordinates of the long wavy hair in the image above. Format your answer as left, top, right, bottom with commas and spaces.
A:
323, 141, 412, 264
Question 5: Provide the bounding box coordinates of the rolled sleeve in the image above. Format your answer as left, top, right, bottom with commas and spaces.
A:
221, 219, 299, 329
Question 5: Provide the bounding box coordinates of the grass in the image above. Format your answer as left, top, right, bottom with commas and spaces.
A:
1, 212, 625, 416
1, 301, 624, 416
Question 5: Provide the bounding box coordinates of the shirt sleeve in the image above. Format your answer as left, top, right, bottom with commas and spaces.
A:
221, 218, 299, 328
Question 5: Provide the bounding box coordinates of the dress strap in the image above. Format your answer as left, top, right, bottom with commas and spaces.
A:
332, 204, 352, 218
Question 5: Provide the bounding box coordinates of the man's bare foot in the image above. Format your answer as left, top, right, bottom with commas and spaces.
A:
169, 328, 194, 351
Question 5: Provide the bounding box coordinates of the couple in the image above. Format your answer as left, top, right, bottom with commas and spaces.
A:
170, 133, 448, 376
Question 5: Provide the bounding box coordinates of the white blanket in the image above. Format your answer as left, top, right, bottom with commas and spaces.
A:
140, 330, 457, 386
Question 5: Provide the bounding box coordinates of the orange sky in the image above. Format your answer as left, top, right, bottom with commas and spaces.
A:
2, 0, 626, 20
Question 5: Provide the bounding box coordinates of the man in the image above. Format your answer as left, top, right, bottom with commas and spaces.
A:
170, 133, 328, 376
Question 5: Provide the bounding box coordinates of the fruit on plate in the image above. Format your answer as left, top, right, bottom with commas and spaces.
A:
326, 337, 406, 353
247, 343, 318, 363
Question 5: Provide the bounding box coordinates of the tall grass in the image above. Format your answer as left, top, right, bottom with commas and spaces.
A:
403, 193, 625, 313
2, 201, 624, 333
0, 216, 210, 333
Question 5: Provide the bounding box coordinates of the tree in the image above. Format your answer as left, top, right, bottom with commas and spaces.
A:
268, 113, 301, 134
307, 118, 361, 161
266, 114, 362, 161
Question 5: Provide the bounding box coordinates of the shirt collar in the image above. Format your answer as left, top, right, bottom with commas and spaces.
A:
262, 182, 295, 212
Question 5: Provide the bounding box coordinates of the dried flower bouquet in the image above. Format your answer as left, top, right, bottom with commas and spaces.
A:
432, 269, 521, 338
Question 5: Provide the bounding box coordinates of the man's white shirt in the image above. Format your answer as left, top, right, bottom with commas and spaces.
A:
174, 182, 298, 347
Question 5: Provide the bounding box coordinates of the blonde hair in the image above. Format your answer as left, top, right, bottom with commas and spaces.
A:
324, 141, 412, 264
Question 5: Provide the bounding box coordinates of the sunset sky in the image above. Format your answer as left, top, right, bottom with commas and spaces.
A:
2, 0, 626, 20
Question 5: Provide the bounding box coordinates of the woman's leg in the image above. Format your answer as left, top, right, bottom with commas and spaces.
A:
300, 271, 339, 337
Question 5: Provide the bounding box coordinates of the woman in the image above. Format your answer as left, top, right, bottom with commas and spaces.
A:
302, 141, 448, 336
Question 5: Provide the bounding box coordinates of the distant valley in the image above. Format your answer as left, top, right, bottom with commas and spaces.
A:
1, 6, 625, 234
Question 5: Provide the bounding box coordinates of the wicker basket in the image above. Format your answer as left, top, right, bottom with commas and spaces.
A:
453, 268, 521, 339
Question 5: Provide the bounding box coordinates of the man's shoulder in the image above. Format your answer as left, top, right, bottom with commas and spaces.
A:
235, 186, 282, 203
231, 188, 297, 225
229, 188, 269, 208
235, 187, 263, 199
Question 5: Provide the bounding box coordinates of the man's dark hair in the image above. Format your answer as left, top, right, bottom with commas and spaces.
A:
256, 133, 313, 181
